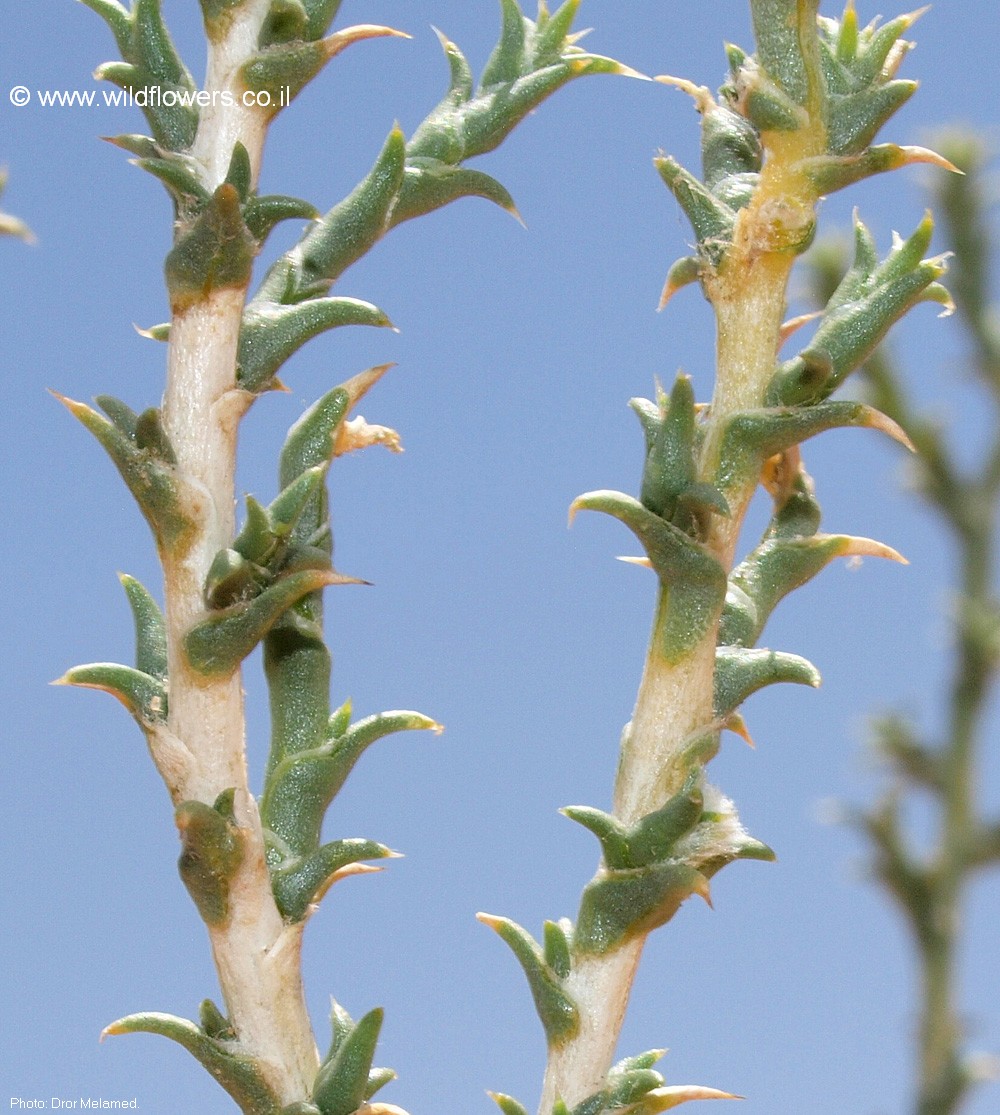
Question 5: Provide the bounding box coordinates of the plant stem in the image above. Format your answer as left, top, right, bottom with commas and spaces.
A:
538, 946, 643, 1113
910, 139, 1000, 1113
538, 162, 807, 1115
539, 613, 715, 1111
155, 5, 320, 1103
915, 523, 992, 1115
615, 623, 719, 823
812, 132, 1000, 1115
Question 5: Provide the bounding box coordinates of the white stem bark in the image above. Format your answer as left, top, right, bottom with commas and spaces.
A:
538, 210, 797, 1113
538, 628, 717, 1113
154, 3, 321, 1103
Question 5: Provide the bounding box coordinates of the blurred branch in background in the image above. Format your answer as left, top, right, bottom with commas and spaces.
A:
0, 168, 32, 242
810, 132, 1000, 1115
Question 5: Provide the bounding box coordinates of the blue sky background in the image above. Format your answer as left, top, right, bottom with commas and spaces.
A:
2, 2, 999, 1113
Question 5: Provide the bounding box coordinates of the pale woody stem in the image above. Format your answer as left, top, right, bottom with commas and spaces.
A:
155, 2, 320, 1103
538, 247, 793, 1114
539, 622, 717, 1112
538, 945, 642, 1114
705, 250, 795, 567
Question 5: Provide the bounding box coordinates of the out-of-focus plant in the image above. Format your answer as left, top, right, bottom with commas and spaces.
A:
57, 2, 630, 1112
811, 130, 1000, 1115
482, 4, 957, 1112
0, 168, 32, 241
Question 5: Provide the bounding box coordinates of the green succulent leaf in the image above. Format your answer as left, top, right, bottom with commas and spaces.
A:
222, 465, 328, 590
55, 662, 167, 726
104, 132, 161, 159
802, 143, 952, 196
715, 398, 911, 493
570, 490, 727, 663
85, 0, 199, 151
257, 0, 309, 47
407, 2, 631, 168
560, 806, 631, 868
262, 710, 440, 857
613, 1050, 667, 1075
478, 914, 580, 1047
574, 862, 709, 954
255, 127, 406, 309
278, 390, 345, 492
244, 2, 629, 381
175, 796, 245, 926
435, 26, 474, 101
391, 163, 517, 227
101, 1011, 281, 1114
231, 496, 273, 565
263, 606, 332, 778
204, 548, 268, 609
80, 0, 132, 53
749, 0, 819, 107
240, 37, 326, 104
267, 464, 327, 539
701, 98, 763, 189
134, 153, 210, 206
606, 1068, 666, 1109
134, 407, 176, 461
270, 838, 392, 921
185, 568, 357, 677
323, 1000, 354, 1062
480, 0, 526, 87
312, 1006, 384, 1115
655, 156, 737, 265
713, 645, 821, 720
563, 778, 704, 873
198, 0, 250, 40
222, 140, 251, 198
542, 918, 573, 980
767, 213, 949, 406
364, 1067, 397, 1100
120, 573, 168, 679
632, 375, 729, 528
241, 26, 406, 116
658, 255, 702, 308
490, 1094, 531, 1115
302, 0, 344, 41
719, 530, 903, 648
636, 375, 696, 519
817, 5, 923, 156
198, 998, 235, 1041
56, 392, 193, 549
138, 321, 172, 341
260, 372, 400, 827
238, 298, 392, 393
165, 184, 256, 313
740, 79, 805, 136
627, 775, 705, 867
244, 193, 319, 242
